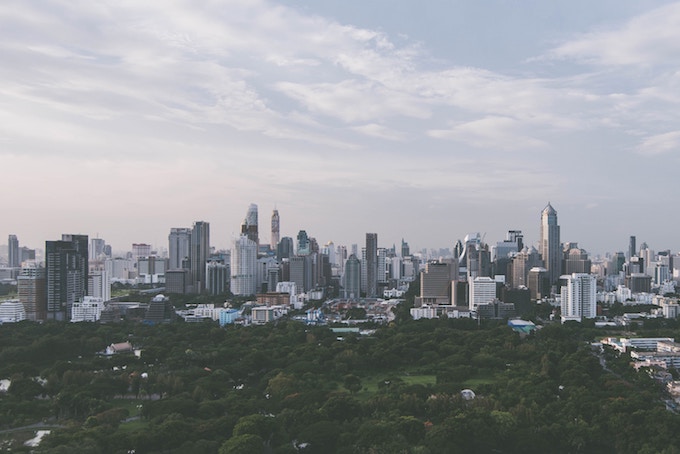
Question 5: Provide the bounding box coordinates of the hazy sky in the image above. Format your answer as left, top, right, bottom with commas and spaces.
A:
2, 1, 680, 256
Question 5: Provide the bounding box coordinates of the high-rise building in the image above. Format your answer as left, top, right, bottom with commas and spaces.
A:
132, 243, 152, 261
90, 238, 106, 261
539, 203, 561, 285
231, 235, 257, 296
17, 261, 46, 321
297, 230, 310, 256
277, 236, 294, 260
88, 269, 111, 302
560, 273, 596, 323
190, 221, 210, 293
366, 233, 378, 298
241, 204, 259, 248
510, 246, 543, 289
469, 276, 497, 311
168, 228, 192, 270
418, 261, 456, 306
8, 235, 19, 268
271, 209, 280, 250
563, 245, 592, 275
628, 236, 637, 261
527, 267, 549, 301
46, 234, 88, 321
401, 239, 410, 258
206, 260, 229, 295
343, 254, 361, 299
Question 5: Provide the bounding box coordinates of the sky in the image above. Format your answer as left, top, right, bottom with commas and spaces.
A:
2, 0, 680, 256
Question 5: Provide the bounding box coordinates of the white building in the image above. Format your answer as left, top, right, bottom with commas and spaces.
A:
71, 296, 104, 322
231, 235, 258, 296
88, 270, 111, 302
560, 273, 597, 323
469, 276, 496, 311
276, 281, 300, 309
0, 300, 26, 323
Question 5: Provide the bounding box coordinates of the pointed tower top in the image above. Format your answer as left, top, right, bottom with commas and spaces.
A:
542, 202, 557, 215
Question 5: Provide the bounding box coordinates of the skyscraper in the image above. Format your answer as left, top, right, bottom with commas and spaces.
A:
343, 254, 361, 299
539, 203, 561, 285
628, 235, 637, 261
190, 221, 210, 293
277, 237, 294, 260
46, 234, 88, 321
17, 261, 46, 321
8, 235, 19, 268
241, 204, 259, 249
90, 238, 106, 261
297, 230, 310, 255
271, 209, 280, 250
168, 228, 192, 270
231, 235, 257, 296
366, 233, 378, 298
560, 273, 596, 323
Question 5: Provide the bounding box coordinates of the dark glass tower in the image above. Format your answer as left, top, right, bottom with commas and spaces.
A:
46, 234, 88, 321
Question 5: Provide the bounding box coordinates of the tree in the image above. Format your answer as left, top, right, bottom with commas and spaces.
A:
343, 374, 362, 394
219, 434, 264, 454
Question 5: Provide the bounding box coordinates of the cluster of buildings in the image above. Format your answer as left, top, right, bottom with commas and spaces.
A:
410, 203, 680, 323
2, 202, 680, 325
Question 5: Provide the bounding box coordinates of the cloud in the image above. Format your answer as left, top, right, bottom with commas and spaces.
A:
637, 131, 680, 155
352, 123, 406, 141
548, 3, 680, 66
428, 116, 547, 150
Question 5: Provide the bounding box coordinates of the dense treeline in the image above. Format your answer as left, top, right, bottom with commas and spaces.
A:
0, 317, 678, 453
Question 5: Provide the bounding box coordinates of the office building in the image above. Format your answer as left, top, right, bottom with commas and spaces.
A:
560, 273, 596, 323
297, 230, 310, 256
90, 238, 106, 261
46, 234, 88, 321
241, 204, 259, 248
8, 235, 19, 268
206, 260, 229, 295
539, 203, 561, 285
277, 236, 294, 260
469, 277, 497, 311
563, 245, 591, 275
0, 300, 26, 323
168, 228, 191, 270
527, 267, 549, 300
88, 269, 111, 302
366, 233, 378, 297
231, 235, 257, 296
271, 209, 280, 250
418, 261, 456, 306
71, 297, 105, 322
343, 253, 361, 299
132, 243, 152, 261
190, 221, 210, 293
510, 246, 542, 289
17, 261, 46, 321
629, 236, 637, 261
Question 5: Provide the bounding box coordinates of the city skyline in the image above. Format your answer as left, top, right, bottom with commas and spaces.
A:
3, 1, 680, 254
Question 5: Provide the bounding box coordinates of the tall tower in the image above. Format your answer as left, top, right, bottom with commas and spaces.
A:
560, 273, 596, 323
539, 203, 561, 285
366, 233, 378, 298
45, 234, 88, 321
628, 236, 637, 260
190, 221, 210, 293
343, 254, 361, 299
271, 209, 280, 250
241, 204, 259, 250
8, 235, 19, 268
231, 235, 257, 296
17, 261, 46, 321
168, 228, 192, 270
